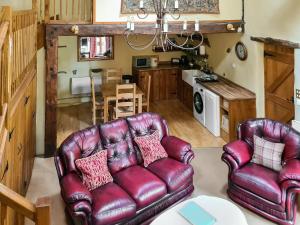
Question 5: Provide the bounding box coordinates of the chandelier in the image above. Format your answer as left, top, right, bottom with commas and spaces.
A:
124, 0, 204, 51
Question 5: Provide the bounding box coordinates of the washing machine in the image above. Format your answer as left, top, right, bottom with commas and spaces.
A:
193, 81, 206, 126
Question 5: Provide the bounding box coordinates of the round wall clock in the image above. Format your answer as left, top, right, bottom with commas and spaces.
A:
235, 42, 248, 61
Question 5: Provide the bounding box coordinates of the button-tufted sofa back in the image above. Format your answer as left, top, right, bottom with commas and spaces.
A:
99, 119, 137, 175
238, 118, 300, 163
55, 113, 169, 179
56, 126, 103, 178
127, 113, 169, 164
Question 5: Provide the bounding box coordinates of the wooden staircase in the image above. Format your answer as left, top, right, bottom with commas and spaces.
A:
0, 4, 51, 225
0, 183, 51, 225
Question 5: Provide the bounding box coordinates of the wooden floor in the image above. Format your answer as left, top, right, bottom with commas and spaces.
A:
57, 100, 225, 148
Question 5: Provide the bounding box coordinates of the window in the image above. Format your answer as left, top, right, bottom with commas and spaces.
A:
78, 36, 114, 61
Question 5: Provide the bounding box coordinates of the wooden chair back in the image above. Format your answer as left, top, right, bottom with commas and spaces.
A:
115, 84, 136, 119
90, 76, 103, 125
138, 73, 151, 112
90, 76, 97, 124
144, 74, 151, 111
105, 68, 122, 83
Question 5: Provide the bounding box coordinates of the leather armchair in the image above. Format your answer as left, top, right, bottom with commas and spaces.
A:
55, 113, 194, 225
222, 118, 300, 225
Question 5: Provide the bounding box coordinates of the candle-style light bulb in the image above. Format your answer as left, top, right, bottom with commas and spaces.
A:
126, 17, 131, 29
183, 20, 187, 31
139, 0, 144, 9
164, 0, 167, 9
175, 0, 179, 9
195, 20, 199, 32
163, 19, 168, 32
130, 22, 135, 31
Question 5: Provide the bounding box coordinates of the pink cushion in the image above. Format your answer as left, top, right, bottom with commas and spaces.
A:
251, 135, 285, 171
134, 130, 168, 167
75, 151, 113, 191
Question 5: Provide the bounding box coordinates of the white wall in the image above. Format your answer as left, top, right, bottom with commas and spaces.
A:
36, 48, 45, 155
94, 0, 242, 23
207, 0, 300, 118
0, 0, 31, 10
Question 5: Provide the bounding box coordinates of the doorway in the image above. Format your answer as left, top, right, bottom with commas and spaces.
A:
264, 43, 295, 123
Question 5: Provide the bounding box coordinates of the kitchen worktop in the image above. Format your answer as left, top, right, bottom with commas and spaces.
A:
134, 64, 255, 101
200, 75, 256, 101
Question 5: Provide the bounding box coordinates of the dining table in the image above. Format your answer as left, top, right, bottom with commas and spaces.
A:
100, 81, 144, 122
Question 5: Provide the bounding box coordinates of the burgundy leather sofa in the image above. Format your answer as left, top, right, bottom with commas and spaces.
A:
54, 113, 194, 225
222, 118, 300, 225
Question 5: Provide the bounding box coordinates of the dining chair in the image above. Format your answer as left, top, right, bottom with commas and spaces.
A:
138, 73, 151, 112
105, 68, 123, 83
90, 76, 104, 125
111, 83, 136, 120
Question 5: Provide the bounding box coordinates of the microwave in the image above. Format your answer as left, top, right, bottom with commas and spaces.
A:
132, 56, 151, 68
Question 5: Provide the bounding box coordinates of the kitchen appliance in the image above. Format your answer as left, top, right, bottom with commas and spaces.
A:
181, 55, 189, 66
150, 57, 158, 67
132, 56, 151, 68
171, 58, 181, 65
204, 88, 220, 136
193, 81, 206, 126
183, 69, 220, 136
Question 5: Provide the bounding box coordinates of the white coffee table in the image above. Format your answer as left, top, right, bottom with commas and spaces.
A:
151, 195, 248, 225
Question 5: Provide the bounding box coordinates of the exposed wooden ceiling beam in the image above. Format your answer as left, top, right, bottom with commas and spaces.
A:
46, 20, 244, 37
251, 36, 300, 49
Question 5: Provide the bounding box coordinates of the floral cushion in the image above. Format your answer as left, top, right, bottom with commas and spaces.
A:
75, 150, 113, 191
251, 135, 285, 172
134, 130, 168, 167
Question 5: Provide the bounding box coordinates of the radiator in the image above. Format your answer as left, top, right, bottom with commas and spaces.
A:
292, 120, 300, 132
71, 76, 102, 95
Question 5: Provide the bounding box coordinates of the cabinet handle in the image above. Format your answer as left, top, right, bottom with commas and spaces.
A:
17, 144, 23, 155
8, 128, 15, 141
32, 111, 36, 119
264, 51, 274, 57
24, 96, 30, 105
0, 162, 9, 182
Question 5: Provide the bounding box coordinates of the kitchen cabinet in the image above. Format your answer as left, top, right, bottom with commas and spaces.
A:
134, 66, 181, 102
166, 69, 179, 99
177, 70, 183, 101
182, 81, 193, 112
199, 76, 256, 142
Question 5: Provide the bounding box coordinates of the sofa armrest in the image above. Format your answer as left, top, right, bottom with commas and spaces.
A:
223, 140, 252, 168
61, 172, 93, 205
69, 200, 92, 215
161, 136, 194, 164
279, 159, 300, 183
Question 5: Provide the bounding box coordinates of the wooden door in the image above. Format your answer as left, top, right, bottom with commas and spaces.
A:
264, 44, 295, 123
159, 70, 167, 100
151, 70, 160, 102
182, 82, 194, 112
177, 70, 183, 101
167, 69, 178, 99
23, 78, 36, 192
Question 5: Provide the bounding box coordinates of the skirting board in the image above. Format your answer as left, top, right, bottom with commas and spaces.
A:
292, 120, 300, 132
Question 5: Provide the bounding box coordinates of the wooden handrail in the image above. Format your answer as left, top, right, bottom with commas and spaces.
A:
0, 183, 36, 220
0, 183, 51, 225
0, 22, 8, 49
